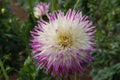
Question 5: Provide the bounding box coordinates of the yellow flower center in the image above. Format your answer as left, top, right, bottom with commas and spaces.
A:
57, 31, 73, 49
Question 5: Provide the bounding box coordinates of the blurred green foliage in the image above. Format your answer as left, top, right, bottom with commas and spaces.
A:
0, 0, 120, 80
86, 0, 120, 80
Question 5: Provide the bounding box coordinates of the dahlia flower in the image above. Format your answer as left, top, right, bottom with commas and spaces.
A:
33, 2, 50, 18
30, 9, 96, 78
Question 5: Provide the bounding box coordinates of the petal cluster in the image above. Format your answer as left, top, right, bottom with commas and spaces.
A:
34, 2, 50, 18
30, 9, 96, 78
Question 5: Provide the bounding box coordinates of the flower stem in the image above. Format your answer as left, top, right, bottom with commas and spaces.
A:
74, 73, 77, 80
0, 59, 9, 80
60, 75, 64, 80
51, 0, 59, 10
52, 0, 54, 11
28, 0, 35, 24
74, 0, 80, 9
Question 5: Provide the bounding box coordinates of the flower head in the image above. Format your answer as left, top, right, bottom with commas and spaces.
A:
30, 9, 96, 78
34, 2, 50, 18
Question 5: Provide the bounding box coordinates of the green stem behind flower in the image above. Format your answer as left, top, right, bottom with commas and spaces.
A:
74, 0, 80, 9
0, 59, 9, 80
28, 0, 35, 24
74, 73, 77, 80
51, 0, 55, 11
